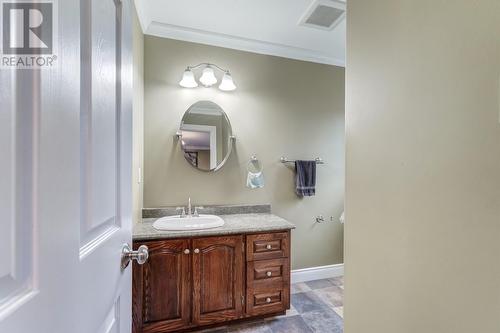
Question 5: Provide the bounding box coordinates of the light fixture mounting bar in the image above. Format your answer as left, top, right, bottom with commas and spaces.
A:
187, 63, 230, 73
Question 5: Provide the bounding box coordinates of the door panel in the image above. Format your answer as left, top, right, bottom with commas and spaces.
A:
98, 298, 121, 333
88, 0, 117, 233
200, 246, 235, 313
80, 0, 120, 250
193, 236, 244, 326
0, 71, 37, 320
133, 240, 191, 333
79, 0, 133, 332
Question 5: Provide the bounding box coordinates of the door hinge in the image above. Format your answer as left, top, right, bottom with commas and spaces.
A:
241, 295, 245, 305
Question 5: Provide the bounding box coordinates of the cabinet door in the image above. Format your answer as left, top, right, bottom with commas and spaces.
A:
192, 236, 244, 326
133, 239, 191, 333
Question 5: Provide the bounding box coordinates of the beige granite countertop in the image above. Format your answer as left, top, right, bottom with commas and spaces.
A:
133, 213, 295, 241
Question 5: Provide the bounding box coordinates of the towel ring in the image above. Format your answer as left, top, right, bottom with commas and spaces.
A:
247, 156, 263, 173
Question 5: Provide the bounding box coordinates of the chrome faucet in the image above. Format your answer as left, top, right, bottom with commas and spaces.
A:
175, 197, 191, 218
176, 198, 204, 218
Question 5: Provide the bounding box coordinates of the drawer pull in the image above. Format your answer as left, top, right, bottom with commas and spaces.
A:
266, 244, 272, 250
184, 249, 190, 254
266, 271, 272, 277
194, 248, 200, 254
266, 297, 272, 303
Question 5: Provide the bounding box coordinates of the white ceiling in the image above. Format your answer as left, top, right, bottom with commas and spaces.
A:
134, 0, 346, 67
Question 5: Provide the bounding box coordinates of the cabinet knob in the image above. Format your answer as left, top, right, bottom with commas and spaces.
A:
184, 249, 190, 255
266, 297, 272, 303
194, 248, 200, 254
266, 244, 272, 250
266, 271, 272, 277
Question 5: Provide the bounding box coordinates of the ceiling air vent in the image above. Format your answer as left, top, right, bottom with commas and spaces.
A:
299, 0, 346, 31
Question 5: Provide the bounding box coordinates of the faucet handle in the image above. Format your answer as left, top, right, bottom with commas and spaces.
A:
193, 206, 204, 217
175, 207, 186, 217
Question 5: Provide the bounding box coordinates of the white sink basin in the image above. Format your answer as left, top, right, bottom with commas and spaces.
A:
153, 214, 225, 231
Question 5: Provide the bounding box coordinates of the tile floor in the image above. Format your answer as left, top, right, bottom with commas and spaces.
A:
192, 276, 344, 333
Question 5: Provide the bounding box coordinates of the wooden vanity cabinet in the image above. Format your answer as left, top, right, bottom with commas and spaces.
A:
132, 231, 290, 333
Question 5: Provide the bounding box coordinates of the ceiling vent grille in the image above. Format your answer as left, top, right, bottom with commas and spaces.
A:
299, 0, 346, 31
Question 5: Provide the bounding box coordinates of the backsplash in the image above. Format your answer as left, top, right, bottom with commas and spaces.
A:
142, 204, 271, 219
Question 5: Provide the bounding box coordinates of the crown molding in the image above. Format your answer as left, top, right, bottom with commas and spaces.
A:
145, 21, 345, 67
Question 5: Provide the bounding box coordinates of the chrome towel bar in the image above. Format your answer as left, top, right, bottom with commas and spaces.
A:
280, 157, 324, 164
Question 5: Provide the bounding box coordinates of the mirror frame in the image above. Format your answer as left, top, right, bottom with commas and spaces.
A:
177, 100, 236, 172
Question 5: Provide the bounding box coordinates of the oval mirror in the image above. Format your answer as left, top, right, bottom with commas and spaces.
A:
179, 101, 234, 172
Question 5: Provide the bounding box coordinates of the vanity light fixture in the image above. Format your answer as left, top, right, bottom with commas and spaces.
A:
179, 63, 237, 91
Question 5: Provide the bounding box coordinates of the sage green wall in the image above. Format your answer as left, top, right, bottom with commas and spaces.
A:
132, 5, 144, 224
144, 36, 345, 269
345, 1, 500, 332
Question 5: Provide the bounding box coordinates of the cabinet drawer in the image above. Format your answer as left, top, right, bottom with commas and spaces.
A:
247, 259, 289, 289
246, 288, 289, 316
254, 291, 282, 306
246, 232, 289, 261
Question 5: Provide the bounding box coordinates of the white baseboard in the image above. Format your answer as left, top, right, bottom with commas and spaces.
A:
291, 264, 344, 284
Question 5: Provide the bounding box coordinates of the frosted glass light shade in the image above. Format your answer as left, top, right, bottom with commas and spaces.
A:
219, 72, 237, 91
199, 66, 218, 87
179, 69, 198, 88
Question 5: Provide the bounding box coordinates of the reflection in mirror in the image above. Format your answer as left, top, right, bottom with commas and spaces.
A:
180, 101, 233, 172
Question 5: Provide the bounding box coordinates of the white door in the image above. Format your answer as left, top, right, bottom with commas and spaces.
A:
0, 0, 139, 332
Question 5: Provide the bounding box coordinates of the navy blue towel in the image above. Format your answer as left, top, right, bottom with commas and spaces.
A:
295, 160, 316, 197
